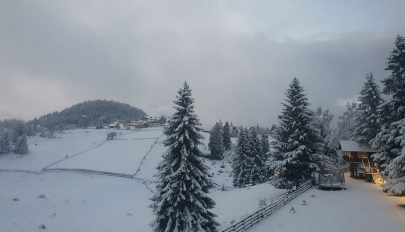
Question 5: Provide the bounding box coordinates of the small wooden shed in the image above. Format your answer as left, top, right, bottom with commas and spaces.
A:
339, 140, 383, 184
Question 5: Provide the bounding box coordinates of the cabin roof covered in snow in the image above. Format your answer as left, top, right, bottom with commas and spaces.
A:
339, 140, 376, 153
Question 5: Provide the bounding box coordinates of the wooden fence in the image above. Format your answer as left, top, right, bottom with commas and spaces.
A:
43, 168, 134, 179
221, 181, 312, 232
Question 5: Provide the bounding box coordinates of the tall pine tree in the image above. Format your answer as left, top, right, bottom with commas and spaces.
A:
372, 35, 405, 195
14, 135, 28, 155
312, 107, 338, 171
353, 73, 383, 144
151, 82, 219, 232
208, 122, 225, 160
261, 133, 270, 155
247, 127, 266, 185
0, 131, 11, 154
269, 78, 318, 189
222, 121, 232, 150
232, 128, 251, 188
336, 102, 357, 140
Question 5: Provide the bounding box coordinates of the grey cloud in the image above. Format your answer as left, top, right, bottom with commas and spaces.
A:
0, 0, 404, 127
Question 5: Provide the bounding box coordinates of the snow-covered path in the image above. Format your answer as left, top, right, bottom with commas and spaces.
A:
250, 175, 405, 232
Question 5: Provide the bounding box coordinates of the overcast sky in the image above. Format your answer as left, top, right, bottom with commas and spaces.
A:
1, 0, 404, 127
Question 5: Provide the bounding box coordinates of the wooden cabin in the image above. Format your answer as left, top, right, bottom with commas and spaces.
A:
339, 140, 383, 184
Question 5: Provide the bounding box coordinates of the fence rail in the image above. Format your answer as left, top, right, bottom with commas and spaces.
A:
221, 181, 312, 232
43, 168, 134, 179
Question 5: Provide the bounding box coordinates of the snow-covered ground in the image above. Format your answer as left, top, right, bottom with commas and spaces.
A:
0, 127, 286, 231
50, 136, 161, 174
2, 127, 404, 232
0, 171, 284, 232
0, 129, 110, 171
251, 174, 405, 232
0, 172, 153, 232
212, 183, 285, 227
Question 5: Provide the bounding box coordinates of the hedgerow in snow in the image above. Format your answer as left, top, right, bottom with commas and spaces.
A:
353, 73, 383, 145
151, 82, 219, 232
268, 78, 318, 189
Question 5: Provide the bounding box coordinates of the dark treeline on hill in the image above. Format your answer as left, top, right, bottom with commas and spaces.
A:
30, 100, 146, 131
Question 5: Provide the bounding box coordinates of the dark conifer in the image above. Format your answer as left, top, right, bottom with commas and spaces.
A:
209, 122, 225, 160
247, 128, 266, 185
222, 121, 232, 150
232, 128, 251, 187
372, 35, 405, 195
269, 78, 318, 188
353, 73, 383, 144
151, 82, 219, 232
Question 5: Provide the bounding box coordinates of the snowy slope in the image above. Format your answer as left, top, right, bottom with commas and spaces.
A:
212, 183, 286, 229
0, 172, 153, 232
50, 138, 159, 174
250, 174, 405, 232
134, 135, 165, 180
0, 129, 111, 171
0, 127, 286, 232
0, 172, 285, 232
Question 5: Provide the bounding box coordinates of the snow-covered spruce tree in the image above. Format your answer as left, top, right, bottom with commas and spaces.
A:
313, 107, 333, 139
385, 124, 405, 195
229, 123, 239, 138
269, 78, 318, 189
222, 121, 232, 150
336, 102, 357, 140
371, 102, 397, 173
247, 127, 266, 185
385, 120, 405, 195
208, 122, 225, 160
312, 107, 338, 171
261, 133, 270, 155
159, 115, 167, 125
0, 131, 11, 154
353, 73, 383, 145
12, 122, 26, 144
372, 35, 405, 195
232, 128, 251, 188
14, 135, 28, 154
151, 82, 219, 232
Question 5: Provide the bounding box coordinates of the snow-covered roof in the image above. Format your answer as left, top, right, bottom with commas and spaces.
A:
339, 140, 376, 153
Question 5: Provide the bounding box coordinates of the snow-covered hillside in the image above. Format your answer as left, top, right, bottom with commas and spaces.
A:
250, 174, 405, 232
0, 127, 284, 231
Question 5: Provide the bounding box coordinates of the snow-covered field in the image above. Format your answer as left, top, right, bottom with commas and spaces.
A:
0, 129, 110, 171
0, 127, 285, 231
3, 127, 402, 232
250, 174, 405, 232
0, 172, 153, 232
0, 171, 284, 232
50, 137, 160, 174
